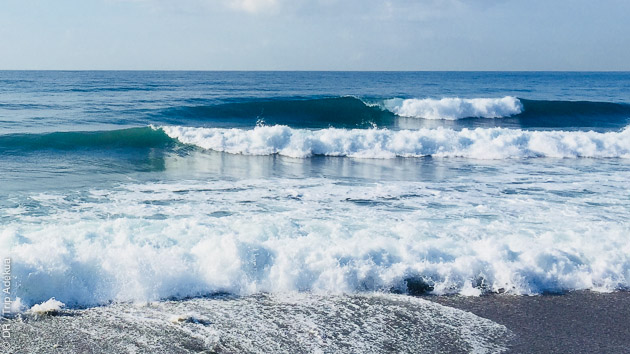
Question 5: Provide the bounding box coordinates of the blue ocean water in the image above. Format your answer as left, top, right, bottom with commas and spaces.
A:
1, 71, 629, 311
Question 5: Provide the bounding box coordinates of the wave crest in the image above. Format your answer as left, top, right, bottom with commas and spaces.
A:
160, 125, 630, 159
0, 127, 173, 152
383, 96, 523, 120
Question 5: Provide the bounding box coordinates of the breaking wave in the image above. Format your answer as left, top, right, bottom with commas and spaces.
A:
382, 96, 523, 120
160, 125, 630, 159
3, 124, 630, 159
155, 96, 630, 127
3, 176, 630, 309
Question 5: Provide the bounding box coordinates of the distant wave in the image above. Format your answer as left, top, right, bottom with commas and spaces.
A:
382, 96, 523, 120
516, 99, 630, 128
160, 125, 630, 159
157, 96, 394, 128
160, 96, 522, 123
154, 96, 630, 128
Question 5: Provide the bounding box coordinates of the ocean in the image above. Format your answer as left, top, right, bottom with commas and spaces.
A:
1, 71, 630, 352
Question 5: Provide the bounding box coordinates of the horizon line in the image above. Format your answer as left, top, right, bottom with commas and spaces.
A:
1, 69, 629, 73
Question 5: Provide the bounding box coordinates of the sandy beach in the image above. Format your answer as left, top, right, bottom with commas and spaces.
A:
4, 291, 629, 353
428, 291, 630, 353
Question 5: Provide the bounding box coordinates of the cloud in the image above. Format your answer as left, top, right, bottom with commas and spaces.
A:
226, 0, 280, 13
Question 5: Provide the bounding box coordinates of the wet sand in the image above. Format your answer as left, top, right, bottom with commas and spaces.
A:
2, 293, 511, 353
3, 291, 629, 353
426, 291, 630, 353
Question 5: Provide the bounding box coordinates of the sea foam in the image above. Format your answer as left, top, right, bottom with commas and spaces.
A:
160, 125, 630, 159
8, 293, 512, 353
29, 298, 65, 315
383, 96, 523, 120
3, 172, 630, 309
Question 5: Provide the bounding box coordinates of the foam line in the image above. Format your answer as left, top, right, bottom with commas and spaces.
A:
160, 125, 630, 159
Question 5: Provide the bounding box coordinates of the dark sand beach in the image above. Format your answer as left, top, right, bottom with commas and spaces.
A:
4, 291, 629, 353
428, 291, 630, 353
3, 293, 512, 353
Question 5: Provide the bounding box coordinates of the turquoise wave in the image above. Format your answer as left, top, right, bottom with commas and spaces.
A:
0, 127, 175, 152
155, 96, 630, 129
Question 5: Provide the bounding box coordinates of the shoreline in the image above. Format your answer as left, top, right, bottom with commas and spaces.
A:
3, 290, 629, 353
425, 290, 630, 353
3, 292, 509, 353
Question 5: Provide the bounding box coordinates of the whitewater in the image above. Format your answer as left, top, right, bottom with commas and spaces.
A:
160, 124, 630, 159
3, 156, 630, 310
382, 96, 523, 120
2, 71, 630, 318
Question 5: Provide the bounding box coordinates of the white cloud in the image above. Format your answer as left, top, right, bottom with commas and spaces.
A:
226, 0, 280, 13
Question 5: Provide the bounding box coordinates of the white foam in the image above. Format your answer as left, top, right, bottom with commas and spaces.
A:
7, 293, 512, 353
2, 169, 630, 309
160, 125, 630, 159
29, 298, 65, 315
383, 96, 523, 119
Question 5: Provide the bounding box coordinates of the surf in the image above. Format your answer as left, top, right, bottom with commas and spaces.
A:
3, 174, 629, 309
159, 124, 630, 159
153, 96, 630, 129
382, 96, 523, 120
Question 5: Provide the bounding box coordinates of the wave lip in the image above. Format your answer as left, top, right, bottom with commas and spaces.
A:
383, 96, 523, 120
159, 125, 630, 159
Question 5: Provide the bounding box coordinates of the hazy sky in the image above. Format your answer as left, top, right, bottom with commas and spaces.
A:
1, 0, 629, 70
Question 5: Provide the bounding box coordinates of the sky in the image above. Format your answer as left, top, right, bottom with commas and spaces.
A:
0, 0, 629, 70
